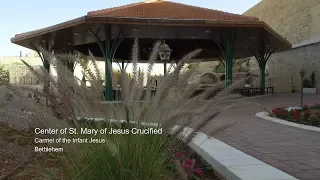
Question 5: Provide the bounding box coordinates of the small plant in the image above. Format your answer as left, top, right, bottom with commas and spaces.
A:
167, 144, 205, 179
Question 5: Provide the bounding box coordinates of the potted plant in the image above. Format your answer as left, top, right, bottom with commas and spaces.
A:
290, 76, 295, 93
303, 71, 317, 94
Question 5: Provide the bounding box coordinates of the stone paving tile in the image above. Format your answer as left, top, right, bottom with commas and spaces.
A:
307, 170, 320, 177
279, 166, 303, 173
203, 93, 320, 180
296, 172, 318, 180
281, 160, 305, 166
293, 164, 316, 170
270, 161, 292, 168
303, 160, 320, 169
266, 154, 293, 161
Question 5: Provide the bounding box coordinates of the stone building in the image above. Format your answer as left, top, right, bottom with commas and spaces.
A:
7, 65, 40, 85
245, 0, 320, 44
0, 52, 42, 85
244, 0, 320, 92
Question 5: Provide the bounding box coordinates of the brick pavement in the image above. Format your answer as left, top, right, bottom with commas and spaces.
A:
202, 93, 320, 180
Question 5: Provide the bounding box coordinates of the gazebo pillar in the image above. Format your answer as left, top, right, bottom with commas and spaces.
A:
88, 25, 126, 101
221, 31, 237, 87
104, 25, 113, 101
122, 59, 125, 70
249, 43, 275, 94
225, 38, 234, 87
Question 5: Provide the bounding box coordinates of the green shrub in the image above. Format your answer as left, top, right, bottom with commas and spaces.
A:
309, 114, 320, 126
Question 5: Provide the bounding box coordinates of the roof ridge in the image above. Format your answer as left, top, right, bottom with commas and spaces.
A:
87, 1, 162, 16
88, 2, 143, 16
88, 0, 257, 20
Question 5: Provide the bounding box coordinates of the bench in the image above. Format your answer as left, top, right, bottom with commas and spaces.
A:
234, 87, 274, 96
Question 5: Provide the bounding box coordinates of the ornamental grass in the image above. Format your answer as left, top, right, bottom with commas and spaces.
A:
0, 39, 255, 180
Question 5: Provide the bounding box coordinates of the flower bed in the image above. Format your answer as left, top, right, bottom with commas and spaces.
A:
167, 143, 220, 180
271, 104, 320, 127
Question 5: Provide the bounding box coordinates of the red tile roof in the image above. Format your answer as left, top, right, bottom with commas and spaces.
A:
12, 0, 265, 43
88, 0, 258, 21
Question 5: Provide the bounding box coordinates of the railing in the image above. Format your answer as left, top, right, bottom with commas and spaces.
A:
104, 86, 274, 101
191, 86, 274, 99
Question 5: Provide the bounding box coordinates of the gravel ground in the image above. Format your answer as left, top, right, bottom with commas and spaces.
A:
0, 123, 52, 180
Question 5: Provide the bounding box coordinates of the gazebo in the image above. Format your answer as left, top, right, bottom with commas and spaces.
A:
11, 0, 291, 100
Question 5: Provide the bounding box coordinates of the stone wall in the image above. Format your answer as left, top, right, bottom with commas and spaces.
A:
266, 42, 320, 92
243, 0, 320, 92
0, 56, 42, 65
244, 0, 320, 44
7, 65, 40, 85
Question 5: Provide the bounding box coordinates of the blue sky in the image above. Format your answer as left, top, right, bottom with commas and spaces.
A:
0, 0, 261, 56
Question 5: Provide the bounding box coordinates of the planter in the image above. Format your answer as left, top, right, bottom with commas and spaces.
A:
268, 105, 320, 128
256, 111, 320, 132
303, 88, 317, 94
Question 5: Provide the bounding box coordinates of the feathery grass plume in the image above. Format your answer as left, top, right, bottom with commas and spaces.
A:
147, 41, 161, 76
0, 38, 263, 180
143, 41, 160, 109
87, 51, 102, 82
131, 38, 139, 79
55, 53, 78, 71
32, 51, 102, 123
128, 39, 140, 105
152, 49, 202, 110
20, 59, 42, 78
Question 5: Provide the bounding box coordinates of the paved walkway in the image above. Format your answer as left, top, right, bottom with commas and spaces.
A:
202, 93, 320, 180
